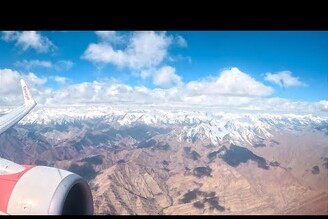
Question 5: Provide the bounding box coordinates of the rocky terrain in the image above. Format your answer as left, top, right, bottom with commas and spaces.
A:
0, 105, 327, 215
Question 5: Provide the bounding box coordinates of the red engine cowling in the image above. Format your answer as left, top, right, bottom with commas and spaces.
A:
0, 159, 93, 215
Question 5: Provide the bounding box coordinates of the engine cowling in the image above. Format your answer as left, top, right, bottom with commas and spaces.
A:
0, 159, 93, 215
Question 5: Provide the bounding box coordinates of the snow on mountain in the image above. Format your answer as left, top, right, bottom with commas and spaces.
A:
14, 104, 328, 146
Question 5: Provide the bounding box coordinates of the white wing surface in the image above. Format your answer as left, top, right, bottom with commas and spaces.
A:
0, 79, 37, 135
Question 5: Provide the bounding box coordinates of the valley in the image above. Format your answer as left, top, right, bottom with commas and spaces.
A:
1, 105, 327, 215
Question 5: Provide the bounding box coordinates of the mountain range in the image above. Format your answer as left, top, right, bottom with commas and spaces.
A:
1, 104, 327, 215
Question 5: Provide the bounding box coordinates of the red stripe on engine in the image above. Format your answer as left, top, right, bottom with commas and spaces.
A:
0, 165, 35, 213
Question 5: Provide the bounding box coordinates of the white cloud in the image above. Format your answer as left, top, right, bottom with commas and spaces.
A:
39, 80, 326, 114
167, 54, 192, 64
15, 59, 52, 70
25, 73, 47, 85
95, 31, 124, 44
245, 97, 316, 113
265, 71, 306, 87
51, 76, 69, 84
127, 31, 173, 69
82, 31, 190, 87
3, 67, 271, 105
82, 43, 126, 67
175, 35, 188, 48
82, 31, 172, 70
186, 67, 273, 97
0, 69, 47, 105
140, 68, 154, 79
1, 67, 326, 115
319, 100, 328, 112
14, 59, 73, 71
1, 31, 19, 41
1, 31, 56, 53
0, 69, 21, 94
153, 66, 182, 87
43, 81, 135, 105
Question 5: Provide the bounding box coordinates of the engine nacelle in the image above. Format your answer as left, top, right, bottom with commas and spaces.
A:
0, 159, 93, 215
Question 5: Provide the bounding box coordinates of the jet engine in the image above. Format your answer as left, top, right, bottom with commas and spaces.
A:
0, 158, 93, 215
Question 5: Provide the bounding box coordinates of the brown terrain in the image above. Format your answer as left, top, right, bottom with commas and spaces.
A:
0, 116, 327, 215
57, 131, 328, 215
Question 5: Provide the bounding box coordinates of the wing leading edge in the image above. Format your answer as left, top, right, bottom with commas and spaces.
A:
0, 79, 37, 135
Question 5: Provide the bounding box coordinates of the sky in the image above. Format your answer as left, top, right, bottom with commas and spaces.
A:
0, 31, 327, 114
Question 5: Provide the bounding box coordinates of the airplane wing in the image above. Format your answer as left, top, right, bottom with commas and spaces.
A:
0, 79, 37, 135
0, 79, 93, 215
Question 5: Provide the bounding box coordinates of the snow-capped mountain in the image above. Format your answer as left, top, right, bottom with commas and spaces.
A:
16, 104, 328, 146
1, 105, 328, 215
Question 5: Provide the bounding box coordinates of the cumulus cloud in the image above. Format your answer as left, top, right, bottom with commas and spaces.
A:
1, 31, 56, 53
0, 68, 47, 105
43, 81, 135, 105
81, 31, 190, 87
186, 67, 273, 97
82, 43, 126, 67
39, 80, 326, 114
265, 71, 306, 87
0, 69, 21, 94
319, 100, 328, 112
1, 67, 326, 115
82, 31, 172, 70
25, 72, 47, 85
153, 66, 182, 87
95, 31, 124, 43
1, 67, 271, 105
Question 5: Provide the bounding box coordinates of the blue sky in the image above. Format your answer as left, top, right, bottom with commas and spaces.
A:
0, 31, 327, 114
